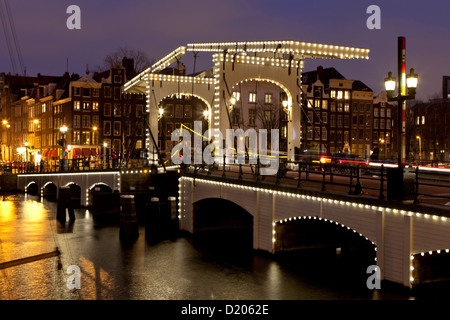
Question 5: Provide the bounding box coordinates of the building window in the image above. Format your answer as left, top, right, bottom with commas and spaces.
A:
74, 87, 81, 96
421, 116, 425, 125
264, 110, 272, 124
83, 102, 90, 111
386, 120, 391, 129
249, 109, 256, 126
380, 119, 385, 129
249, 92, 256, 103
104, 86, 111, 98
136, 104, 144, 117
330, 90, 336, 99
92, 131, 99, 145
322, 100, 328, 110
113, 121, 121, 136
307, 111, 313, 123
314, 100, 321, 109
166, 123, 173, 137
114, 104, 121, 117
322, 112, 328, 124
92, 115, 99, 126
92, 102, 99, 111
374, 108, 379, 117
386, 108, 391, 118
307, 127, 313, 140
93, 88, 99, 97
344, 103, 350, 112
83, 88, 90, 97
74, 101, 81, 111
321, 127, 328, 141
73, 115, 80, 128
232, 91, 241, 102
330, 102, 336, 112
82, 115, 90, 128
344, 115, 349, 127
374, 119, 379, 129
264, 93, 272, 104
330, 115, 336, 127
232, 108, 241, 125
112, 139, 121, 153
337, 91, 343, 100
73, 131, 81, 145
337, 102, 343, 112
175, 104, 183, 118
113, 88, 120, 100
344, 91, 350, 100
163, 104, 173, 117
114, 75, 122, 84
337, 115, 343, 127
104, 121, 111, 135
359, 116, 364, 125
104, 103, 111, 116
82, 131, 90, 145
184, 105, 192, 118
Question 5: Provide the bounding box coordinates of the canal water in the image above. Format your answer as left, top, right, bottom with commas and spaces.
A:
0, 193, 438, 300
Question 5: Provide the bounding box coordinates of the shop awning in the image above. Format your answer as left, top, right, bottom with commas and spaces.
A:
50, 149, 59, 158
43, 149, 49, 157
82, 148, 91, 157
73, 148, 81, 157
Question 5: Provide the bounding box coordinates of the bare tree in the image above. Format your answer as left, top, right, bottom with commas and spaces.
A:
256, 101, 281, 131
98, 47, 154, 73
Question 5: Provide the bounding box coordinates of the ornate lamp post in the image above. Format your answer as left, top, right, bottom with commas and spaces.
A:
384, 36, 418, 200
60, 124, 68, 170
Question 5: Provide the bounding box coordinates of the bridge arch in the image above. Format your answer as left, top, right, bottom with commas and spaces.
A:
25, 181, 38, 195
231, 77, 293, 108
41, 182, 57, 200
158, 93, 212, 115
274, 215, 376, 257
192, 197, 253, 252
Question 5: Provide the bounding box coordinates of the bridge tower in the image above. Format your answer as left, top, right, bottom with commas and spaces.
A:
124, 41, 370, 163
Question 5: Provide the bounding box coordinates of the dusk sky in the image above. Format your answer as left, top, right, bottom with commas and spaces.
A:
1, 0, 450, 101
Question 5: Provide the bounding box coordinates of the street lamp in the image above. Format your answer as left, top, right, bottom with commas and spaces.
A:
60, 124, 68, 170
383, 36, 418, 200
416, 135, 422, 164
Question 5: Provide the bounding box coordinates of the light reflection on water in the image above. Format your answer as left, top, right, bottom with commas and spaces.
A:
0, 193, 415, 300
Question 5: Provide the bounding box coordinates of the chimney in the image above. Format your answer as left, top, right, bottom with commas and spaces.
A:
317, 66, 323, 82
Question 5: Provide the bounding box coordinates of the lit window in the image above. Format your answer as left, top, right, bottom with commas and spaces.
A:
337, 91, 343, 100
330, 90, 336, 99
74, 101, 81, 110
314, 100, 321, 109
421, 116, 425, 125
344, 91, 350, 100
249, 92, 256, 103
264, 93, 272, 104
